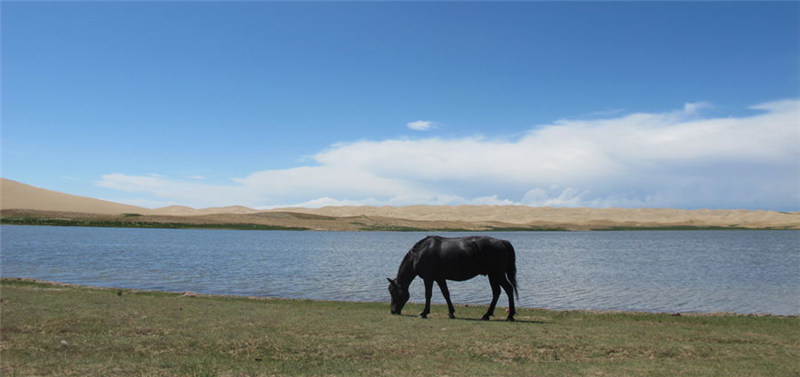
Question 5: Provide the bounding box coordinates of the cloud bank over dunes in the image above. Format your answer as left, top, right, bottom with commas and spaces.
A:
98, 99, 799, 210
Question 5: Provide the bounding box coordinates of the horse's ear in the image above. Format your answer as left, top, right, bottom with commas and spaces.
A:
387, 278, 395, 285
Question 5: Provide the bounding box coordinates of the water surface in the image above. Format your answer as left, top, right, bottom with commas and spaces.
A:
1, 226, 797, 315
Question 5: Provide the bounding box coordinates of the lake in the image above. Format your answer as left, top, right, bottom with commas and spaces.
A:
1, 225, 798, 315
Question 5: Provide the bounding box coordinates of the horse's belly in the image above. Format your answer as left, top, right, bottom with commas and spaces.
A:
418, 267, 479, 282
445, 270, 481, 281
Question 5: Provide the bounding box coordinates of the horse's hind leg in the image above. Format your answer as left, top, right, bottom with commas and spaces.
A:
499, 279, 516, 321
482, 276, 502, 320
437, 279, 456, 319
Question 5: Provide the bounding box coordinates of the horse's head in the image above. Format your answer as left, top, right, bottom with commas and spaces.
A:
387, 278, 409, 315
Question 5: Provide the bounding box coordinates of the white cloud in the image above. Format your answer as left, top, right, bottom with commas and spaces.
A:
271, 197, 382, 209
97, 173, 249, 207
110, 198, 182, 209
97, 99, 800, 210
406, 120, 436, 131
521, 187, 586, 207
682, 101, 712, 114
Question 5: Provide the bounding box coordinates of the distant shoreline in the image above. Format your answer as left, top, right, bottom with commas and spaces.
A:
0, 215, 310, 231
2, 211, 794, 232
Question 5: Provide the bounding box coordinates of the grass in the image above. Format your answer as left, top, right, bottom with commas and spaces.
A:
1, 278, 798, 377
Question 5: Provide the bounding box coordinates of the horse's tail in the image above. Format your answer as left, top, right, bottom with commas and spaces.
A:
503, 240, 519, 299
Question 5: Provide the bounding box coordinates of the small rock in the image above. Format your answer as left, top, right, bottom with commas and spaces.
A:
60, 340, 68, 348
182, 291, 197, 297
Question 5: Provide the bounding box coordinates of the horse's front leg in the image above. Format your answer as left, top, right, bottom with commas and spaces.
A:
436, 279, 456, 319
419, 278, 434, 319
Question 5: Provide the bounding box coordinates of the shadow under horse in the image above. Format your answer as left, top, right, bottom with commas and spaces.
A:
387, 235, 518, 321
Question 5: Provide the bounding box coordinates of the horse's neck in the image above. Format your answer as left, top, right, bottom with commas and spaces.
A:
396, 253, 416, 287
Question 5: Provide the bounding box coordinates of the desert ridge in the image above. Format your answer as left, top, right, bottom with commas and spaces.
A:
1, 178, 798, 230
276, 205, 800, 229
148, 205, 261, 216
0, 178, 149, 215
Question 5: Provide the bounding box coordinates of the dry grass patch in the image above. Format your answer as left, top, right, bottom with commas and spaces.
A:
1, 278, 798, 376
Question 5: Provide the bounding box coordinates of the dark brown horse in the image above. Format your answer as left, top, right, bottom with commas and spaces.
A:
387, 235, 518, 321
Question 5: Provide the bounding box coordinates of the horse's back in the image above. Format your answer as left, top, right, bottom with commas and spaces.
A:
414, 236, 514, 280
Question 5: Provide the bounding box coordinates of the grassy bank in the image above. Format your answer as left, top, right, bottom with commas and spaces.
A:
1, 279, 797, 377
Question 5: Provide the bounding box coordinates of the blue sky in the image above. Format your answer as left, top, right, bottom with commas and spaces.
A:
2, 1, 798, 210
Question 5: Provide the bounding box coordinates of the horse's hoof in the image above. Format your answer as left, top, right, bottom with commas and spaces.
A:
448, 314, 455, 319
419, 314, 428, 319
481, 315, 491, 321
506, 317, 515, 322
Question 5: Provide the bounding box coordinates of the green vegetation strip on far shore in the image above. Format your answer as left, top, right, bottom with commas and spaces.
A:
2, 216, 780, 232
0, 216, 309, 231
1, 278, 797, 377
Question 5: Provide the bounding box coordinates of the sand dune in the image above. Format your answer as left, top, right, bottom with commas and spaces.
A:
273, 205, 799, 230
2, 178, 798, 230
149, 205, 261, 216
1, 178, 149, 215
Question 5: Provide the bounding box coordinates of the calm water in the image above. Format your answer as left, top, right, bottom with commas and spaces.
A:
1, 225, 798, 315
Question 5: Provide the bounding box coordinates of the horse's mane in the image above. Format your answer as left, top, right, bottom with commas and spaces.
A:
409, 236, 437, 254
396, 238, 430, 283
